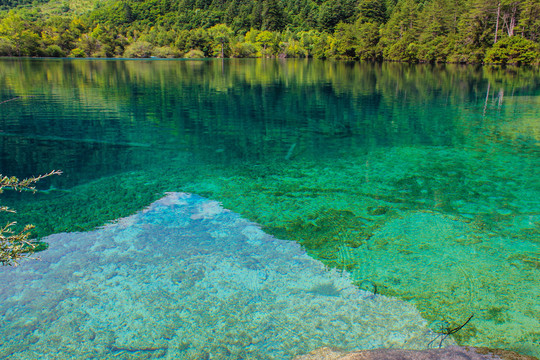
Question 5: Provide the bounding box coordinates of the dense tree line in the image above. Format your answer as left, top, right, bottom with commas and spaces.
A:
0, 0, 539, 64
0, 0, 49, 11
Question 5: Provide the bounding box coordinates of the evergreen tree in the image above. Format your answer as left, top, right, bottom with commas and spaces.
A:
262, 0, 286, 31
357, 0, 388, 24
379, 0, 419, 59
519, 0, 540, 41
0, 0, 537, 63
460, 0, 499, 47
318, 0, 358, 32
251, 0, 264, 29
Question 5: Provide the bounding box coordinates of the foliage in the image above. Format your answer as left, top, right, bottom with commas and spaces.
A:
184, 48, 205, 58
317, 0, 357, 32
69, 47, 85, 57
0, 36, 15, 55
0, 0, 538, 63
261, 0, 286, 31
123, 40, 153, 58
357, 0, 388, 25
208, 23, 233, 57
152, 45, 181, 58
484, 36, 539, 64
44, 43, 65, 56
231, 41, 257, 57
0, 170, 61, 266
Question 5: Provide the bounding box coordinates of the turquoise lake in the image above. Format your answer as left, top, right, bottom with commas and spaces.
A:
0, 59, 539, 359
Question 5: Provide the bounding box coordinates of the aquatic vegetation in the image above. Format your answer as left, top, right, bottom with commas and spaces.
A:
507, 253, 540, 269
265, 209, 371, 250
0, 168, 191, 239
1, 144, 537, 356
0, 194, 440, 359
1, 60, 538, 357
485, 307, 510, 325
367, 205, 390, 216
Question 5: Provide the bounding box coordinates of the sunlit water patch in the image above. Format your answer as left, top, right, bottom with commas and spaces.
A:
0, 193, 439, 359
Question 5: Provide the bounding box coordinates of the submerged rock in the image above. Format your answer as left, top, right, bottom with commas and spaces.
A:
293, 346, 539, 360
0, 193, 443, 359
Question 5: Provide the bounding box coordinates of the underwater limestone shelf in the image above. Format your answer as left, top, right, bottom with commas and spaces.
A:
1, 193, 446, 359
294, 346, 539, 360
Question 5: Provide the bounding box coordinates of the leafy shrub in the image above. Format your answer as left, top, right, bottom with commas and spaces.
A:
69, 48, 86, 58
123, 41, 153, 58
281, 41, 309, 58
152, 46, 181, 58
417, 36, 453, 63
448, 46, 486, 64
44, 45, 66, 57
184, 49, 205, 58
230, 42, 258, 58
0, 37, 15, 56
484, 37, 540, 65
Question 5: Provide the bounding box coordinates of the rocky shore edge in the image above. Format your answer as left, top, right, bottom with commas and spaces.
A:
294, 346, 539, 360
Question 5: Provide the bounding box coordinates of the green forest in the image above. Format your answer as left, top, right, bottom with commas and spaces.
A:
0, 0, 539, 64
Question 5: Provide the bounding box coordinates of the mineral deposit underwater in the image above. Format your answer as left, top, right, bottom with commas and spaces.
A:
3, 144, 539, 358
0, 193, 444, 359
1, 59, 539, 358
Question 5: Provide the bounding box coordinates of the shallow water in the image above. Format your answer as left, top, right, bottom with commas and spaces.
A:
0, 193, 440, 359
0, 59, 539, 357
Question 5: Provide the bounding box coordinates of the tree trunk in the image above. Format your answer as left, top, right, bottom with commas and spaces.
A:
507, 2, 517, 36
494, 1, 501, 44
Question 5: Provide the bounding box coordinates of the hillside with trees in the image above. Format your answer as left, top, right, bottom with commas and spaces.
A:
0, 0, 539, 64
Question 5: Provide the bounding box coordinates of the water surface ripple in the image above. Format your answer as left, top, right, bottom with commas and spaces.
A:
0, 59, 538, 357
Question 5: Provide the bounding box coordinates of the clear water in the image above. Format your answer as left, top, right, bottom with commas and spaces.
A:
0, 192, 442, 359
0, 59, 539, 358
